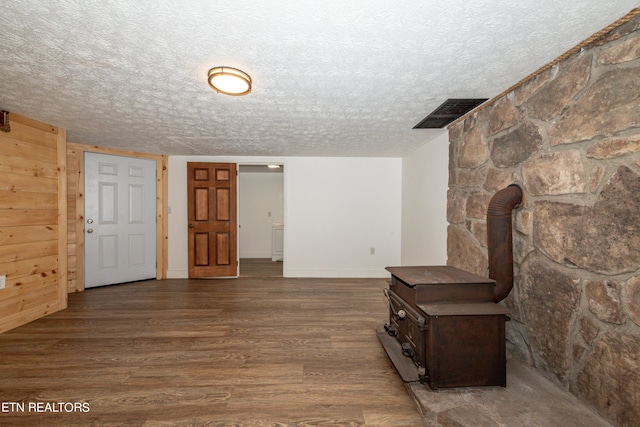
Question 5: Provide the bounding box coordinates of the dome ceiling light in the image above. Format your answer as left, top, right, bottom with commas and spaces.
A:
207, 66, 252, 96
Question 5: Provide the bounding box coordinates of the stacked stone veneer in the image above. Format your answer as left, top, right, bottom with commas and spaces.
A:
447, 13, 640, 426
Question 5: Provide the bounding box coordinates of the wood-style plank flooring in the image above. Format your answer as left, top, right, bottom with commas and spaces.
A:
0, 265, 424, 426
239, 258, 283, 278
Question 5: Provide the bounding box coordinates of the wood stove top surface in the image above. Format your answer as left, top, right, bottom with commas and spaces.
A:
418, 302, 509, 316
385, 266, 495, 287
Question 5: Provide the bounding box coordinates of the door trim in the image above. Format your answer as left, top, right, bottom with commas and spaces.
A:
66, 143, 168, 292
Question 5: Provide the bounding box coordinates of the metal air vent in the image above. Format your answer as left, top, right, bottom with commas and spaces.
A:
414, 98, 488, 129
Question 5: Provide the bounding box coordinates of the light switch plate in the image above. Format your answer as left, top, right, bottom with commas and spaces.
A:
0, 275, 6, 289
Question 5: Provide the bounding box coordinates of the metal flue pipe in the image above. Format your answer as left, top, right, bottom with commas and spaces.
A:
487, 184, 525, 303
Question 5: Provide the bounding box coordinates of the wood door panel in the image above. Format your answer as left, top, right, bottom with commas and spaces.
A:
216, 233, 230, 265
194, 188, 209, 221
194, 232, 209, 266
194, 168, 209, 181
216, 169, 230, 181
187, 162, 237, 277
216, 188, 230, 221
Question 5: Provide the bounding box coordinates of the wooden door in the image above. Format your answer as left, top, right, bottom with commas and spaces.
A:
187, 162, 238, 278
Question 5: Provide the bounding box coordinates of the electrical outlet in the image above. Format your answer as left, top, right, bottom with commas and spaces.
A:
0, 275, 6, 290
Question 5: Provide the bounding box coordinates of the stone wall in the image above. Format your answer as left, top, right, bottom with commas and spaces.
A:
447, 13, 640, 426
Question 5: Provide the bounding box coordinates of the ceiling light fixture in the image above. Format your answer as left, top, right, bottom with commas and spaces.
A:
207, 66, 252, 96
267, 165, 281, 169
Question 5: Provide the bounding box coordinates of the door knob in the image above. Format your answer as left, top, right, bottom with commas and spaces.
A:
87, 219, 94, 224
188, 224, 194, 228
87, 229, 94, 234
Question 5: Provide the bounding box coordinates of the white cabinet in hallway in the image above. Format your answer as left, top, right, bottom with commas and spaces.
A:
271, 223, 284, 261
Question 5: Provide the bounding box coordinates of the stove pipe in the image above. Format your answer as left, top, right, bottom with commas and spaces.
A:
487, 184, 525, 303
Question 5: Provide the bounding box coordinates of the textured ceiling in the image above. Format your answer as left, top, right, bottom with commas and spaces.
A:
1, 1, 639, 157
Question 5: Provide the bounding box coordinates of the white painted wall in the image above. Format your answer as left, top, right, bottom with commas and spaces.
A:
285, 157, 402, 277
401, 131, 449, 265
167, 156, 402, 278
238, 171, 284, 258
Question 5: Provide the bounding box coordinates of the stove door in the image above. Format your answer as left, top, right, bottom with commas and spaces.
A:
386, 289, 428, 378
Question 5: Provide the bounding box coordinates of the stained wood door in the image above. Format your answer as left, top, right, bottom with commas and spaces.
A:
187, 162, 238, 278
84, 153, 157, 288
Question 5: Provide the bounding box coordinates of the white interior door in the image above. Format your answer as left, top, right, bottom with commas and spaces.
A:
84, 152, 156, 288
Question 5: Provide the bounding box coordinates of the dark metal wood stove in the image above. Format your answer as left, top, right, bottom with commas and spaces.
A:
378, 184, 524, 390
378, 266, 508, 389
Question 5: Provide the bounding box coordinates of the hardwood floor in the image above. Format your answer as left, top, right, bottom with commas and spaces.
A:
239, 258, 283, 278
0, 277, 424, 426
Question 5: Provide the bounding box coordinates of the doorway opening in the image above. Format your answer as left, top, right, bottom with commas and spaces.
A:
238, 164, 284, 278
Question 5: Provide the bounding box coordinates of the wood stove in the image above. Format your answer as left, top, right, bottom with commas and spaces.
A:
378, 266, 509, 389
378, 185, 524, 390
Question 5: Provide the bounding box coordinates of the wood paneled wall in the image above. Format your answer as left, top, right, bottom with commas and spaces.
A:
66, 144, 82, 293
0, 114, 67, 333
66, 143, 168, 292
